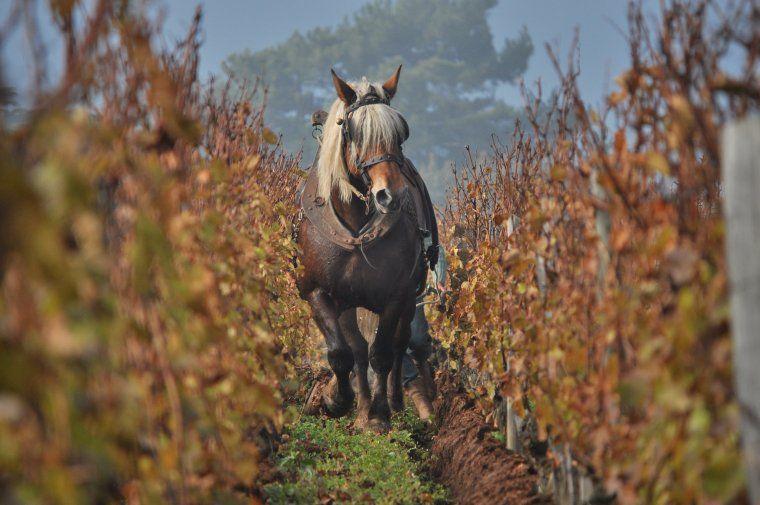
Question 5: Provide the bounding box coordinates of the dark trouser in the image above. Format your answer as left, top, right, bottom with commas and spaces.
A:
401, 305, 432, 386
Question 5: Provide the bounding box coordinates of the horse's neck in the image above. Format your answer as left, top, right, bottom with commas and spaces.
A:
331, 190, 370, 233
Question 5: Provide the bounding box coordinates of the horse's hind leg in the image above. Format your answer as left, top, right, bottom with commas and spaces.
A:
339, 309, 372, 427
306, 289, 355, 417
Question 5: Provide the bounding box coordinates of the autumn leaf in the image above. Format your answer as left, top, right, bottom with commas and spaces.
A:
550, 164, 567, 182
646, 152, 670, 176
262, 127, 279, 144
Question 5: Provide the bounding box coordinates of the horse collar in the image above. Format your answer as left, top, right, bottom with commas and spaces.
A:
299, 168, 407, 252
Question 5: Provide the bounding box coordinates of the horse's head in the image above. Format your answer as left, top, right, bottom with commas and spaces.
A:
318, 66, 410, 214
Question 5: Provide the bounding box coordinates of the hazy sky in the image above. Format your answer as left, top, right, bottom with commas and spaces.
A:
3, 0, 650, 107
160, 0, 641, 105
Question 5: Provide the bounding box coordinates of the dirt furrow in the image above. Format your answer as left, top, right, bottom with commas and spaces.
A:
429, 374, 551, 505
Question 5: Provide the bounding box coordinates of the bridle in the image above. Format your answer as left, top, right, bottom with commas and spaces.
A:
337, 93, 409, 206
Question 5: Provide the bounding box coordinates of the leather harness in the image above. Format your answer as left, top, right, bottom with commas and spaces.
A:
300, 165, 403, 250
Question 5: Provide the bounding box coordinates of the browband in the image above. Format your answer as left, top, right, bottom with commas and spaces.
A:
357, 153, 405, 171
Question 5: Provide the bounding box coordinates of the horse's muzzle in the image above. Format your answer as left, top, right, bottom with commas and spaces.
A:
374, 187, 405, 214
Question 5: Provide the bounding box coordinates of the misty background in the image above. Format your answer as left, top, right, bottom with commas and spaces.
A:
2, 0, 647, 201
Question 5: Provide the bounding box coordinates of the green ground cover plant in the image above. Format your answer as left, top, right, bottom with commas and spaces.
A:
264, 411, 447, 504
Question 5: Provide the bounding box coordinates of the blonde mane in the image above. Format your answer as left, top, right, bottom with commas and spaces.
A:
317, 77, 408, 203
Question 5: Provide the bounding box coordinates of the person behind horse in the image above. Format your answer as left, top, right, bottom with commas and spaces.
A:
402, 245, 446, 419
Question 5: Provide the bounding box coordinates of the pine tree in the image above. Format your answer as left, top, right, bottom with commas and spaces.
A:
223, 0, 533, 199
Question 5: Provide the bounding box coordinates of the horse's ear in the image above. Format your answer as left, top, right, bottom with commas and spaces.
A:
331, 68, 357, 106
382, 64, 402, 100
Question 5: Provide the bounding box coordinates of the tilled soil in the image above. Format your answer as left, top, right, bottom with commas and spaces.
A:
429, 374, 551, 505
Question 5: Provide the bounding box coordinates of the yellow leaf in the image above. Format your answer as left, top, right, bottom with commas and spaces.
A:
246, 154, 261, 170
670, 95, 694, 127
499, 249, 520, 268
550, 164, 567, 182
262, 128, 278, 145
535, 236, 548, 253
646, 152, 670, 176
607, 90, 627, 107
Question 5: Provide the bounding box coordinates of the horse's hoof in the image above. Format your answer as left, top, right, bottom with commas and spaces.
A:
323, 395, 353, 418
366, 417, 391, 434
353, 412, 369, 431
352, 404, 372, 430
389, 398, 404, 415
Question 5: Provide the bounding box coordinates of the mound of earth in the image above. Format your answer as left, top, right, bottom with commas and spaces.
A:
430, 374, 551, 505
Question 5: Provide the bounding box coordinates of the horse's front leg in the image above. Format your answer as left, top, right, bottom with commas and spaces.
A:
339, 309, 372, 428
306, 289, 355, 417
388, 302, 415, 415
367, 301, 405, 433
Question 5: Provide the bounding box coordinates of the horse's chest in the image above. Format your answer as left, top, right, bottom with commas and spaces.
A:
298, 218, 422, 310
332, 251, 411, 298
324, 246, 419, 310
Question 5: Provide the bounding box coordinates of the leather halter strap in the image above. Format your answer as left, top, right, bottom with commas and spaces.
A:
357, 153, 405, 171
345, 94, 388, 117
355, 152, 405, 190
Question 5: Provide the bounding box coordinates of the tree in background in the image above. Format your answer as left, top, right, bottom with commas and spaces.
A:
223, 0, 533, 201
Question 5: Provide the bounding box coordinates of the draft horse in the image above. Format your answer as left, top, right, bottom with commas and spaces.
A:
295, 66, 438, 432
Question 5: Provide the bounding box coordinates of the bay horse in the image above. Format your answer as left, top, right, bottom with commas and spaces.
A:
296, 66, 438, 432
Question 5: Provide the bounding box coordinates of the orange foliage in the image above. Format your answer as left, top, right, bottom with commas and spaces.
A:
436, 1, 758, 502
1, 4, 312, 503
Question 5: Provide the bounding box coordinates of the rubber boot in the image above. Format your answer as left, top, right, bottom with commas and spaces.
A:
416, 359, 437, 401
405, 377, 434, 421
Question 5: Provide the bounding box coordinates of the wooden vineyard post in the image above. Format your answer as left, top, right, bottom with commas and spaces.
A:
723, 115, 760, 504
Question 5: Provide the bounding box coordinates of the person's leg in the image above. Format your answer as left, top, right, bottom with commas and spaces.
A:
401, 353, 418, 387
409, 306, 435, 395
406, 305, 431, 379
404, 305, 435, 419
356, 308, 379, 395
409, 306, 430, 353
